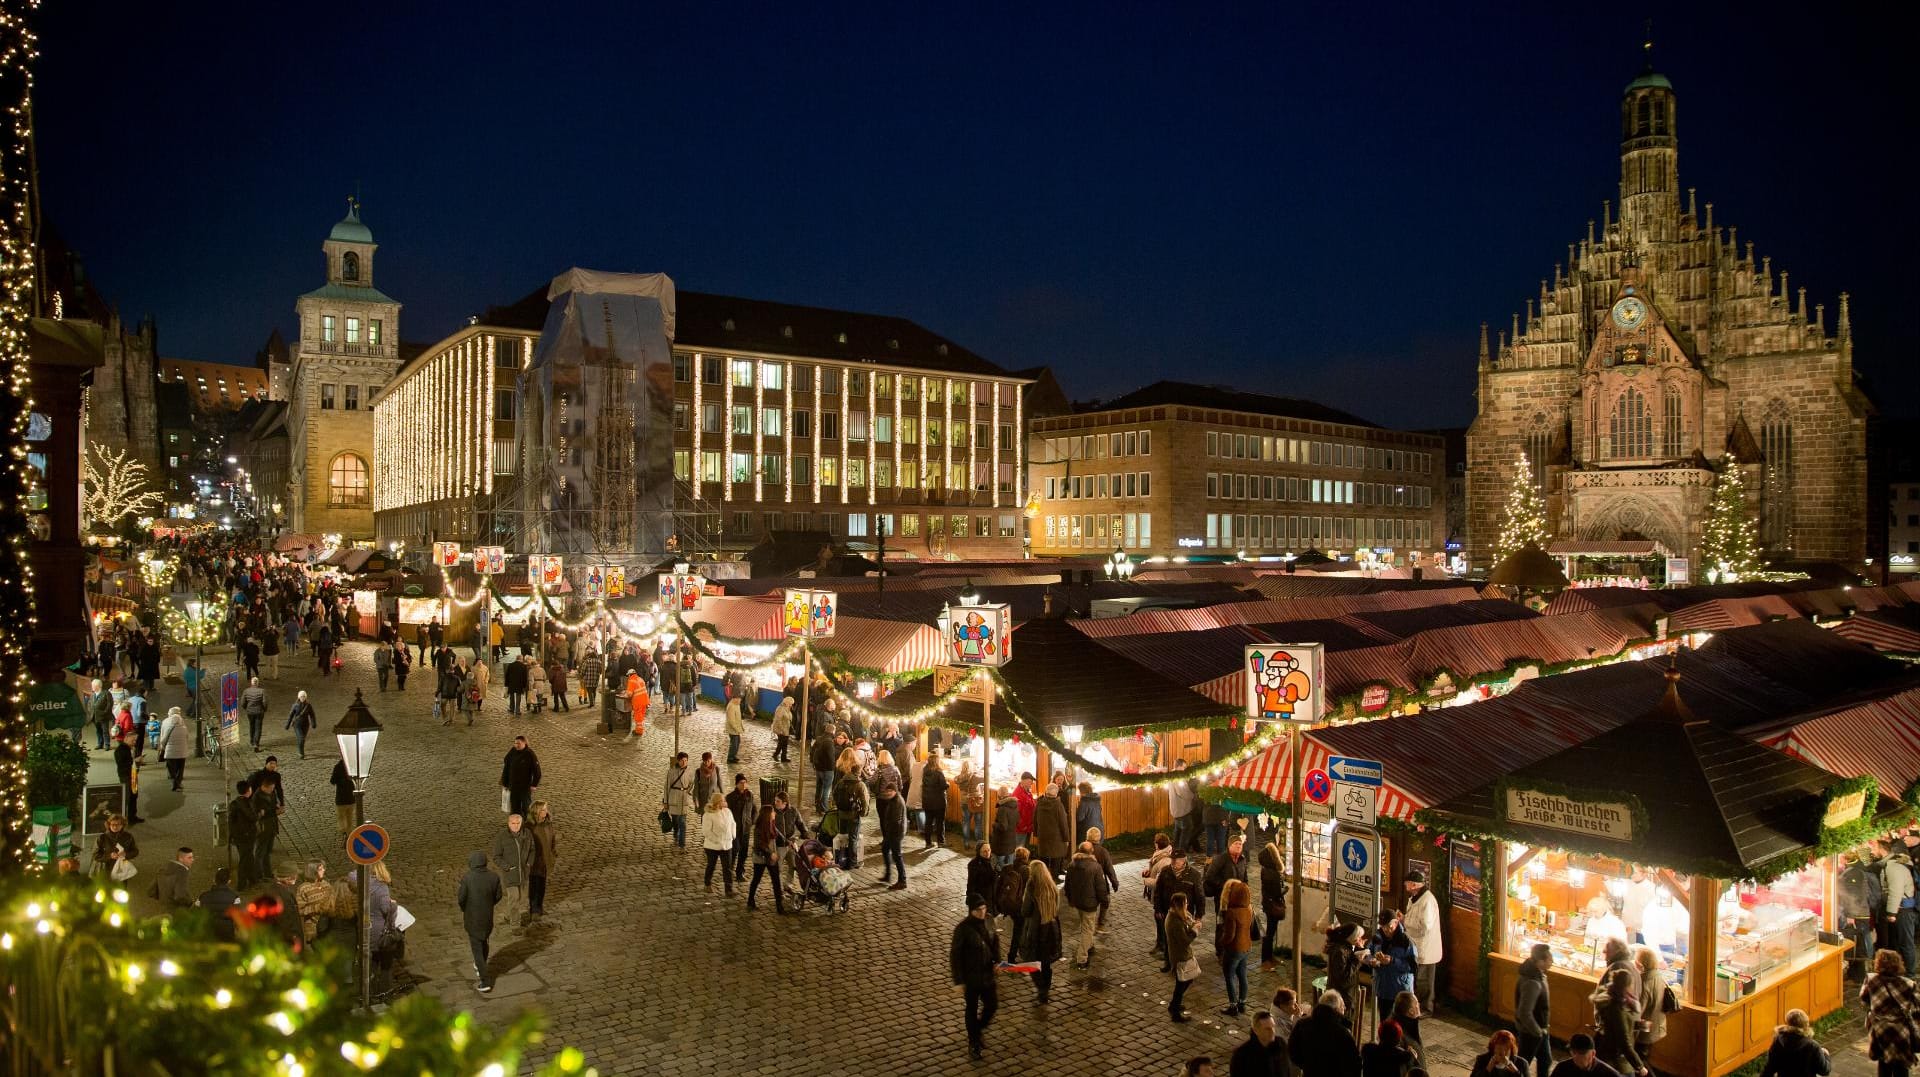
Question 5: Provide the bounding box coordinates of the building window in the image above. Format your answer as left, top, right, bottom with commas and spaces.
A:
1140, 431, 1150, 455
874, 416, 893, 443
900, 417, 918, 444
369, 320, 382, 346
730, 453, 751, 483
847, 513, 868, 537
793, 411, 811, 440
732, 512, 752, 534
346, 317, 361, 344
702, 356, 723, 384
673, 450, 691, 480
847, 459, 866, 486
1207, 432, 1217, 456
762, 409, 783, 437
731, 359, 754, 387
732, 405, 753, 435
1760, 401, 1795, 550
821, 368, 840, 395
1139, 472, 1150, 495
321, 315, 336, 343
819, 457, 838, 485
1662, 388, 1684, 458
762, 456, 784, 484
822, 413, 839, 440
875, 460, 893, 488
701, 403, 722, 434
761, 362, 784, 390
700, 452, 722, 483
674, 354, 692, 381
793, 365, 813, 393
952, 515, 969, 537
793, 456, 811, 486
343, 384, 359, 410
999, 514, 1016, 538
900, 514, 921, 537
320, 384, 336, 409
342, 251, 360, 281
1609, 388, 1653, 459
328, 453, 370, 507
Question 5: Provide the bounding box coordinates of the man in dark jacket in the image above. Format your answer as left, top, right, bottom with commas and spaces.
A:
150, 846, 196, 908
330, 759, 357, 835
1840, 849, 1884, 978
876, 782, 909, 890
1063, 843, 1105, 969
1231, 1010, 1291, 1077
725, 774, 755, 886
1514, 942, 1554, 1077
809, 731, 838, 814
504, 656, 529, 715
1074, 783, 1104, 844
1287, 992, 1359, 1077
500, 736, 541, 818
227, 780, 260, 888
196, 866, 241, 942
490, 814, 534, 927
989, 795, 1021, 869
1032, 785, 1073, 878
996, 847, 1033, 962
458, 850, 502, 992
1206, 833, 1251, 915
950, 894, 1002, 1061
967, 843, 998, 912
1155, 849, 1205, 972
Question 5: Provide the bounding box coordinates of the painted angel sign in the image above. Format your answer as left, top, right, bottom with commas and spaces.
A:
785, 588, 837, 639
1244, 643, 1322, 723
945, 602, 1011, 667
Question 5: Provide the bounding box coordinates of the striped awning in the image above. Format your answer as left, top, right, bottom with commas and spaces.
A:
685, 596, 785, 641
1072, 587, 1480, 640
811, 617, 944, 676
1211, 730, 1436, 822
1747, 685, 1920, 803
1834, 610, 1920, 655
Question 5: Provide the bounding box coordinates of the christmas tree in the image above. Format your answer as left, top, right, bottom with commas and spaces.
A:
1494, 453, 1549, 566
1699, 459, 1763, 581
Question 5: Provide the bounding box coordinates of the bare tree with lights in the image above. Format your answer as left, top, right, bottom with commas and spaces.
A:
80, 443, 164, 530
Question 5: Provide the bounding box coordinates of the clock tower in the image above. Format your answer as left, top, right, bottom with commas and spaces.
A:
1619, 39, 1679, 250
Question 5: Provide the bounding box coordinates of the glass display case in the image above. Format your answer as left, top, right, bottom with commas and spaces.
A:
1500, 844, 1695, 988
1713, 866, 1825, 1001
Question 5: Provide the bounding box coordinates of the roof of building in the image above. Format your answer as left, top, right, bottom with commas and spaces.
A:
299, 282, 399, 306
328, 203, 373, 244
1080, 380, 1381, 429
1626, 69, 1673, 92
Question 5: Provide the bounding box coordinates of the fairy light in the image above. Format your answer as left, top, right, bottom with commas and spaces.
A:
752, 358, 764, 501
866, 372, 876, 506
691, 352, 703, 500
722, 354, 734, 502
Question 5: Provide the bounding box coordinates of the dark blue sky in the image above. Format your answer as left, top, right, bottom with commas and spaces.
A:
33, 3, 1913, 427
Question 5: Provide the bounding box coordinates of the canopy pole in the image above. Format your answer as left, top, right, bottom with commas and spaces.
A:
1290, 722, 1305, 994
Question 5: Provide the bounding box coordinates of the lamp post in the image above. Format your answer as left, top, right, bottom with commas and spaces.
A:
1104, 546, 1133, 581
333, 690, 384, 1012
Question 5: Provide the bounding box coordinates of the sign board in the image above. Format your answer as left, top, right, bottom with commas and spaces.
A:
538, 556, 565, 588
1244, 643, 1323, 722
605, 565, 626, 598
474, 546, 506, 574
82, 783, 126, 835
584, 565, 606, 599
1503, 787, 1634, 843
1301, 767, 1333, 821
783, 588, 838, 639
218, 671, 240, 747
1333, 781, 1377, 829
944, 602, 1012, 667
1327, 755, 1383, 787
1359, 685, 1391, 712
434, 542, 462, 568
1822, 789, 1868, 831
347, 823, 390, 866
660, 572, 706, 611
1666, 557, 1690, 586
1331, 824, 1381, 923
26, 681, 86, 731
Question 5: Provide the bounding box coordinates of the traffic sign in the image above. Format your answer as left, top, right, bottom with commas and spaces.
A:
1331, 824, 1380, 923
347, 823, 389, 865
1333, 781, 1377, 828
1303, 768, 1332, 804
1327, 755, 1383, 787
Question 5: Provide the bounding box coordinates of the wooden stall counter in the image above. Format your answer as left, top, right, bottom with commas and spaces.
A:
1487, 942, 1849, 1077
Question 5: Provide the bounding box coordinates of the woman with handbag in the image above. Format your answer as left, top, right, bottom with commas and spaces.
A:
1216, 878, 1255, 1016
1634, 945, 1671, 1064
1258, 842, 1287, 971
1165, 892, 1203, 1022
93, 814, 139, 879
1863, 948, 1920, 1077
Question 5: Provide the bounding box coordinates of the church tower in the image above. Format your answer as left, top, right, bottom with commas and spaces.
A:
1618, 38, 1679, 250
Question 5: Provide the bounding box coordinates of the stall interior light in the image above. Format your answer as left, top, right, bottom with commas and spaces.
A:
1060, 724, 1085, 745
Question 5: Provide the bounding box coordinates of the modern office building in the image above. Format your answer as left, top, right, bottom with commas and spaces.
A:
1027, 381, 1445, 565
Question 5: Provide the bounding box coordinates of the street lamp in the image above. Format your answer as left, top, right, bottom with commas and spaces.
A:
1104, 546, 1134, 581
332, 690, 384, 1011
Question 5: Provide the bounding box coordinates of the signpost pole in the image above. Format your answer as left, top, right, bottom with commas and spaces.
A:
981, 676, 994, 831
355, 780, 370, 1012
1290, 722, 1305, 994
797, 640, 811, 819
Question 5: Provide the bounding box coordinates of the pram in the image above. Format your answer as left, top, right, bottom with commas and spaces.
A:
787, 838, 852, 913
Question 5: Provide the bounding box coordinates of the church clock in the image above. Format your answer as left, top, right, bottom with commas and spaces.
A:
1611, 296, 1648, 329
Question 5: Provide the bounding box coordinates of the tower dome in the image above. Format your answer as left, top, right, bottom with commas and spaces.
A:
328, 199, 373, 244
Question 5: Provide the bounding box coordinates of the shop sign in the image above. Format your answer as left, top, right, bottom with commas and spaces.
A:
1177, 537, 1205, 548
783, 588, 837, 639
1504, 787, 1634, 842
934, 665, 993, 702
1360, 685, 1390, 712
434, 542, 462, 568
1245, 643, 1322, 722
26, 682, 85, 731
944, 602, 1011, 666
1823, 789, 1867, 830
474, 546, 506, 574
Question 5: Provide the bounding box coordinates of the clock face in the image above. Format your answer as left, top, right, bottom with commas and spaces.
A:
1612, 296, 1648, 330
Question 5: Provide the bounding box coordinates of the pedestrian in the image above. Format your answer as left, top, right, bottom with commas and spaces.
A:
1362, 1019, 1417, 1077
724, 692, 745, 764
313, 621, 334, 676
91, 813, 138, 878
700, 791, 736, 896
1594, 937, 1647, 1077
294, 859, 338, 943
1064, 842, 1103, 968
466, 661, 489, 722
1368, 908, 1418, 1009
330, 756, 359, 833
1392, 991, 1424, 1065
692, 752, 720, 815
577, 646, 601, 707
500, 735, 541, 818
951, 892, 1001, 1061
284, 690, 315, 759
625, 669, 650, 739
250, 773, 282, 884
240, 634, 261, 682
1155, 848, 1205, 972
1032, 778, 1072, 878
745, 794, 787, 913
1326, 922, 1369, 1018
150, 846, 195, 908
831, 748, 869, 870
1012, 772, 1037, 853
1074, 781, 1104, 845
770, 694, 794, 763
1217, 878, 1255, 1016
1891, 850, 1920, 993
810, 729, 837, 814
1551, 1035, 1623, 1077
526, 801, 556, 918
226, 780, 260, 888
546, 658, 569, 713
725, 774, 754, 886
1167, 762, 1196, 853
877, 781, 908, 890
967, 842, 997, 910
1757, 1008, 1832, 1077
1022, 856, 1062, 1005
157, 706, 191, 790
261, 623, 280, 678
458, 850, 502, 993
1403, 868, 1443, 1013
1258, 841, 1289, 971
196, 867, 241, 942
1288, 990, 1360, 1077
491, 812, 534, 926
111, 734, 144, 824
1205, 832, 1251, 915
393, 641, 411, 691
238, 676, 267, 751
661, 752, 693, 849
526, 659, 548, 714
437, 661, 462, 726
1843, 850, 1886, 979
921, 755, 949, 848
1633, 946, 1670, 1065
1232, 1009, 1291, 1077
990, 789, 1020, 869
373, 642, 392, 691
1166, 890, 1203, 1022
1514, 943, 1555, 1077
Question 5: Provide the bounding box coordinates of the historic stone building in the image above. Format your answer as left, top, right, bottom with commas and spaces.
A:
284, 200, 402, 540
1467, 57, 1870, 573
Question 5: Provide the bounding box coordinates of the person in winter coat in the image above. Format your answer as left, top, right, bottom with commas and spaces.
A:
770, 695, 794, 763
1156, 849, 1207, 972
1595, 937, 1647, 1077
1401, 868, 1444, 1012
157, 706, 192, 790
876, 782, 909, 889
500, 736, 541, 818
284, 690, 316, 759
1288, 992, 1361, 1077
1258, 842, 1289, 971
722, 695, 746, 764
295, 860, 339, 943
1166, 891, 1203, 1022
1074, 782, 1104, 844
240, 677, 268, 751
1368, 909, 1419, 1010
1032, 785, 1073, 877
1634, 945, 1670, 1063
1083, 826, 1121, 930
1325, 923, 1368, 1016
967, 843, 998, 913
995, 847, 1034, 962
1217, 878, 1256, 1016
921, 757, 950, 848
526, 661, 549, 714
1361, 1019, 1416, 1077
1469, 1030, 1527, 1077
1063, 843, 1104, 968
724, 774, 755, 885
700, 791, 737, 896
1021, 856, 1063, 1005
1206, 833, 1251, 915
491, 813, 535, 925
393, 641, 411, 691
373, 643, 392, 691
951, 894, 1002, 1060
830, 749, 869, 870
504, 656, 529, 715
989, 792, 1021, 869
661, 752, 693, 848
91, 814, 137, 877
1864, 948, 1920, 1077
577, 648, 603, 706
1513, 943, 1555, 1077
692, 753, 721, 817
457, 851, 502, 992
525, 801, 556, 917
1758, 1008, 1832, 1077
809, 731, 838, 814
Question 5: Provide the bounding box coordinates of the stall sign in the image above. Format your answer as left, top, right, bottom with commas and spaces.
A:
1244, 643, 1322, 722
1823, 788, 1868, 830
658, 573, 678, 608
783, 588, 837, 639
527, 555, 564, 588
934, 665, 993, 701
1504, 787, 1634, 842
1360, 685, 1391, 712
1666, 557, 1691, 586
26, 682, 86, 732
475, 546, 506, 574
584, 566, 605, 599
434, 542, 462, 568
944, 602, 1011, 667
605, 566, 626, 597
1448, 841, 1482, 907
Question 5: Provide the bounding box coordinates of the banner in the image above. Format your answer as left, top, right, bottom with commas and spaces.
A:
218, 671, 240, 746
606, 566, 627, 598
475, 546, 506, 574
784, 588, 837, 639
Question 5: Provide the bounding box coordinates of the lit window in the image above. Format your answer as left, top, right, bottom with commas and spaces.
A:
346, 317, 361, 344
731, 360, 754, 387
369, 320, 382, 346
320, 384, 336, 409
321, 315, 336, 343
342, 251, 360, 281
328, 453, 370, 507
761, 362, 784, 390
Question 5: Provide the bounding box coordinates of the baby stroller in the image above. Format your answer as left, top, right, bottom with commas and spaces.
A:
788, 838, 852, 913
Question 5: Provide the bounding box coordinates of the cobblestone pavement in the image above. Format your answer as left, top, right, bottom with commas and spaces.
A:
116, 637, 1872, 1075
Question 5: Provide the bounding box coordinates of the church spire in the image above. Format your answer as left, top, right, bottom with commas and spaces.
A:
1478, 322, 1490, 371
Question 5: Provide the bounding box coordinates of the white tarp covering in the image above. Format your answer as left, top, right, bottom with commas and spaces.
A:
545, 269, 677, 340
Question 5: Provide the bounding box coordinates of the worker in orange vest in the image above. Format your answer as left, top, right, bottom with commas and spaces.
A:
626, 669, 649, 739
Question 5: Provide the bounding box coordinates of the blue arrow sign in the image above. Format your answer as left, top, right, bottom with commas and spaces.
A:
1327, 755, 1384, 787
1340, 836, 1370, 873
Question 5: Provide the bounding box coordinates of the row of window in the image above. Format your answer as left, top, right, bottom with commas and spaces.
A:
317, 315, 384, 346
674, 450, 1012, 493
672, 354, 997, 406
1039, 430, 1153, 462
698, 511, 1018, 540
1206, 431, 1431, 473
1202, 514, 1432, 549
1044, 472, 1152, 499
318, 383, 383, 410
1207, 473, 1432, 508
674, 403, 1012, 447
1042, 513, 1155, 548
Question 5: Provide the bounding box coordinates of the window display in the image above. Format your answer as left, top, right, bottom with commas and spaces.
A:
1501, 844, 1695, 988
1715, 864, 1825, 1001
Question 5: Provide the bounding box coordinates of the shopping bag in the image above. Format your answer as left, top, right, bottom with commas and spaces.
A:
110, 857, 137, 882
500, 788, 511, 813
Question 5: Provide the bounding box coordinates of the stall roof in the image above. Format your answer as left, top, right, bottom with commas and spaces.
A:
684, 596, 784, 641
1546, 539, 1670, 559
1832, 606, 1920, 655
1424, 669, 1851, 877
811, 617, 945, 676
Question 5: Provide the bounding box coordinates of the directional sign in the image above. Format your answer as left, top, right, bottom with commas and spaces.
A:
347, 823, 389, 866
1331, 824, 1381, 923
1334, 781, 1377, 829
1327, 755, 1383, 788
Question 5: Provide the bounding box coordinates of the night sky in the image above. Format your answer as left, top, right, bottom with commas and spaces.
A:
32, 4, 1914, 428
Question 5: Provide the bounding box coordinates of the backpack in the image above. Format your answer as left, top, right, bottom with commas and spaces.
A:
995, 867, 1028, 916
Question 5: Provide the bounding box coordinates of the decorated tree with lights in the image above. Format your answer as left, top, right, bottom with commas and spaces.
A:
1494, 453, 1549, 566
1699, 459, 1764, 582
81, 443, 165, 530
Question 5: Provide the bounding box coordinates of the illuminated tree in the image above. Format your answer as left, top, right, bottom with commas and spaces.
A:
1494, 453, 1549, 566
81, 444, 165, 529
1699, 459, 1763, 582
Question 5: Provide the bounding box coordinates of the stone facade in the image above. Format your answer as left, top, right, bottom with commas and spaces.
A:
285, 200, 402, 539
84, 312, 160, 474
1467, 62, 1869, 572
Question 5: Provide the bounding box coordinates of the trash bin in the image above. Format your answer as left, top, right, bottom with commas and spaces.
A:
212, 801, 227, 848
760, 777, 788, 807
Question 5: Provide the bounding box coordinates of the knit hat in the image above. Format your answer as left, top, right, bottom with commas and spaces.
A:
967, 892, 989, 910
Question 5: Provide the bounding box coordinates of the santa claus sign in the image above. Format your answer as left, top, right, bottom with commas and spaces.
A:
1244, 643, 1322, 723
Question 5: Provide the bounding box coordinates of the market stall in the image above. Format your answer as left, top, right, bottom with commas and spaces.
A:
1421, 668, 1884, 1077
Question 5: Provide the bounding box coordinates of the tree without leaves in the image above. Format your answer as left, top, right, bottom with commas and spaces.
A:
81, 444, 164, 529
